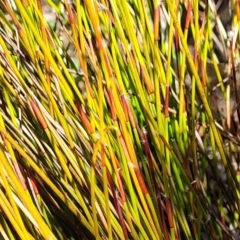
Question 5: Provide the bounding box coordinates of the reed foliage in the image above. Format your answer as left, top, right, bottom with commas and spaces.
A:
0, 0, 240, 239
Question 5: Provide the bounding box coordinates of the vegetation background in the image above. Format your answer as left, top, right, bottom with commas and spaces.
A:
0, 0, 240, 239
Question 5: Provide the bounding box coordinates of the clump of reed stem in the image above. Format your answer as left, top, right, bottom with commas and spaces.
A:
0, 0, 240, 239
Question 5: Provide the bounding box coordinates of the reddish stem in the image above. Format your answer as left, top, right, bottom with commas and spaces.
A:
75, 102, 94, 134
30, 101, 48, 130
